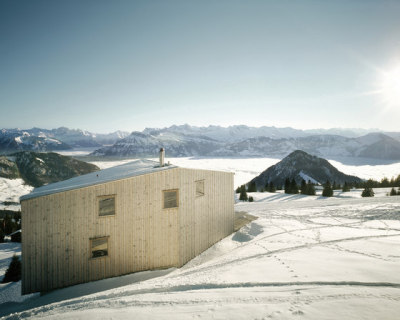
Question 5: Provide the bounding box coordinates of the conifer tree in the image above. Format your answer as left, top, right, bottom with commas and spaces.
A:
268, 182, 276, 193
342, 182, 350, 192
3, 214, 14, 235
361, 186, 374, 197
235, 186, 241, 193
290, 178, 298, 194
306, 181, 316, 195
239, 185, 248, 201
390, 187, 397, 196
322, 181, 333, 197
300, 179, 307, 195
2, 255, 21, 283
284, 178, 291, 194
247, 181, 257, 193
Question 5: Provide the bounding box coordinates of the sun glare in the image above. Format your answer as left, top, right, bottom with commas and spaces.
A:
379, 64, 400, 108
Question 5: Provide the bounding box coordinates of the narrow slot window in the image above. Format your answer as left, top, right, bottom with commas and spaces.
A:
163, 189, 178, 209
196, 180, 205, 197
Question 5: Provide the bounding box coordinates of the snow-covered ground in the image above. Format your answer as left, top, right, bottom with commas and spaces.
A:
0, 178, 33, 211
1, 193, 400, 319
0, 243, 33, 306
1, 157, 400, 319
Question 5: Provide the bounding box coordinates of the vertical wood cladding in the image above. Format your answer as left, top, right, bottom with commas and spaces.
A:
21, 167, 234, 294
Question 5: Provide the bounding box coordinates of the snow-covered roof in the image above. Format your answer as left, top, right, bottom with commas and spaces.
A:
20, 159, 177, 201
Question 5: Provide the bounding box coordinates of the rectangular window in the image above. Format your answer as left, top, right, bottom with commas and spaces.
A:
98, 195, 115, 216
196, 180, 205, 197
163, 189, 178, 209
90, 237, 108, 258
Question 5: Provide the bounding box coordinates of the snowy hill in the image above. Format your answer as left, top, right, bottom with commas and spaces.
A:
0, 152, 99, 188
249, 150, 362, 189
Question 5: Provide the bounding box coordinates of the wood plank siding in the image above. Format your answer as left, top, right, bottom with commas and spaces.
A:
21, 168, 234, 294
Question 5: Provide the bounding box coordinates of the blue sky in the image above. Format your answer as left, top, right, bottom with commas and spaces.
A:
1, 0, 400, 133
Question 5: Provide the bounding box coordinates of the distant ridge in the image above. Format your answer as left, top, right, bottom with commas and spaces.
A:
0, 128, 129, 153
90, 127, 400, 160
2, 125, 400, 160
248, 150, 362, 189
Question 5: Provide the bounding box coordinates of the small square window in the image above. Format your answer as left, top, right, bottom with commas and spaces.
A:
196, 180, 205, 197
98, 195, 115, 216
90, 237, 108, 258
163, 189, 178, 209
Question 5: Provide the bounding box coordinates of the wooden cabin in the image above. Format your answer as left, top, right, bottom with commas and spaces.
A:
20, 151, 234, 294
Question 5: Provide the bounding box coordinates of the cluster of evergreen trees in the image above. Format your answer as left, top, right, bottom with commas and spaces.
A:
236, 174, 400, 201
390, 187, 400, 196
322, 181, 334, 197
361, 187, 374, 197
284, 178, 298, 194
284, 178, 316, 195
0, 210, 21, 243
236, 185, 253, 202
236, 180, 278, 202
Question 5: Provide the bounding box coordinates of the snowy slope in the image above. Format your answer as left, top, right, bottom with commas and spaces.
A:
0, 178, 33, 210
1, 195, 400, 319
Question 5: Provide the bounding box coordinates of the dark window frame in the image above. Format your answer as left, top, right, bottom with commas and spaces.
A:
163, 189, 179, 209
195, 180, 205, 197
98, 195, 116, 217
90, 236, 109, 259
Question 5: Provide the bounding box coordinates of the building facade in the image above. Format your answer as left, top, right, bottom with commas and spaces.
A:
20, 159, 234, 294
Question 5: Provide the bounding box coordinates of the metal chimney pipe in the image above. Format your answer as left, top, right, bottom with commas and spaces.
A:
159, 148, 165, 167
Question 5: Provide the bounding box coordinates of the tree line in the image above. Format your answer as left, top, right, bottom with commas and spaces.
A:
0, 210, 21, 243
236, 174, 400, 201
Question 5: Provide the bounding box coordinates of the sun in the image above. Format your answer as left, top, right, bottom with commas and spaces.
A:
379, 64, 400, 108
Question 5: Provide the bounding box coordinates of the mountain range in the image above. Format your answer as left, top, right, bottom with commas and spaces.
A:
1, 125, 400, 160
91, 127, 400, 160
0, 127, 129, 152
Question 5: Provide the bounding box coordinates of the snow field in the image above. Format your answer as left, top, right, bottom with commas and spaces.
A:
0, 156, 400, 318
0, 178, 33, 211
0, 195, 399, 319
